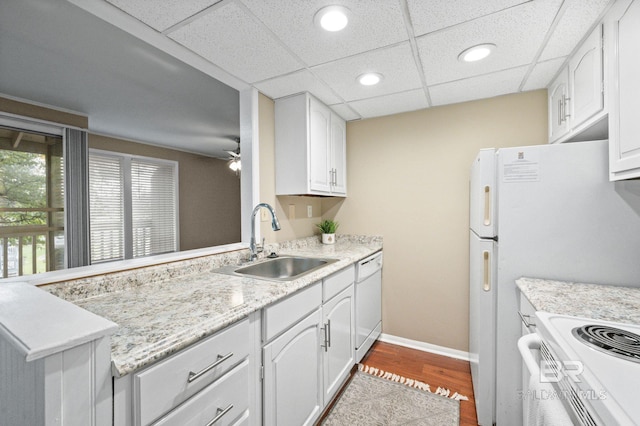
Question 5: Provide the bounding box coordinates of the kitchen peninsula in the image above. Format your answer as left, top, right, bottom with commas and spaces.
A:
1, 235, 382, 426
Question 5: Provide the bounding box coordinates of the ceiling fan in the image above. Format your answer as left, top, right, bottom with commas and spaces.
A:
225, 137, 241, 175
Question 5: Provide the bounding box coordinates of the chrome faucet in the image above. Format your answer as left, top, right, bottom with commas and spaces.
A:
250, 203, 281, 261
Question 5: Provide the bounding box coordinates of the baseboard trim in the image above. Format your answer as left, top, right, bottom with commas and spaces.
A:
378, 333, 470, 362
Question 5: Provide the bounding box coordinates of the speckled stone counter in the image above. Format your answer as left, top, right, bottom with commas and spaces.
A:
516, 277, 640, 325
42, 235, 382, 377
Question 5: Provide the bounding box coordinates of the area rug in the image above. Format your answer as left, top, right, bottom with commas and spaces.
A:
321, 365, 468, 425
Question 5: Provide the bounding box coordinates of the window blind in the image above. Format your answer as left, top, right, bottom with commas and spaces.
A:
89, 153, 124, 263
88, 150, 178, 264
131, 158, 177, 258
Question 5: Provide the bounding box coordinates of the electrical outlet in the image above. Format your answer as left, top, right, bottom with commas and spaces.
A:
261, 208, 269, 221
288, 204, 296, 219
307, 205, 313, 218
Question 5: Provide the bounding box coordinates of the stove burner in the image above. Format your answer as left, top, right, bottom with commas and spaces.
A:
572, 325, 640, 363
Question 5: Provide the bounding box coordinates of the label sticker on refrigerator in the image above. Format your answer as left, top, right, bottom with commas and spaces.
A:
502, 150, 540, 182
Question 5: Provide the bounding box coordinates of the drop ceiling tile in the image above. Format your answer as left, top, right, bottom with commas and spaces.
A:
311, 42, 422, 102
239, 0, 408, 66
347, 89, 428, 119
429, 66, 528, 106
539, 0, 611, 61
407, 0, 528, 36
254, 70, 342, 105
105, 0, 219, 32
416, 0, 561, 86
522, 57, 566, 91
328, 104, 361, 121
168, 1, 303, 83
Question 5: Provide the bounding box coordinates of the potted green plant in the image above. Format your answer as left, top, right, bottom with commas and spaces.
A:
316, 219, 339, 245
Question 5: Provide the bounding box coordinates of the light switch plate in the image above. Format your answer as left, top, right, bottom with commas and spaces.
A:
307, 205, 313, 218
288, 204, 296, 219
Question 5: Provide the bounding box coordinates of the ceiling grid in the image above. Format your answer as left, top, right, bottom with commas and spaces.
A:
99, 0, 612, 120
0, 0, 614, 157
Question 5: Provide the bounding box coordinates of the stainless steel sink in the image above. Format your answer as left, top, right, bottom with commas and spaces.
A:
231, 256, 338, 281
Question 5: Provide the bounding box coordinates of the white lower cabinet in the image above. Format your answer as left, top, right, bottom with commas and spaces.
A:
322, 285, 355, 403
262, 308, 324, 426
261, 266, 356, 426
114, 313, 261, 426
154, 360, 250, 426
114, 265, 361, 426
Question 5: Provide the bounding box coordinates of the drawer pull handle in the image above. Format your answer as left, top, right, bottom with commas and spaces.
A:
206, 403, 234, 426
187, 352, 233, 383
518, 311, 536, 328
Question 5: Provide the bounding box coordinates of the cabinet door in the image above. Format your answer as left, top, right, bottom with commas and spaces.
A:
329, 113, 347, 196
569, 24, 604, 128
309, 98, 332, 193
322, 285, 354, 402
609, 0, 640, 180
263, 309, 323, 426
548, 69, 570, 143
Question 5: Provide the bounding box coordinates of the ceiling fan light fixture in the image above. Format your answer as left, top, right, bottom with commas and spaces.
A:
357, 72, 383, 86
458, 43, 496, 62
314, 5, 350, 32
228, 159, 241, 172
226, 138, 241, 176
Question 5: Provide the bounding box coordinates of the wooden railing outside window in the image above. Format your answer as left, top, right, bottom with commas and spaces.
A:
0, 207, 64, 278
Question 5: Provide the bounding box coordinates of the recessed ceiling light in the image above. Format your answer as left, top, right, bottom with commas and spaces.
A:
357, 72, 383, 86
458, 43, 496, 62
314, 5, 350, 32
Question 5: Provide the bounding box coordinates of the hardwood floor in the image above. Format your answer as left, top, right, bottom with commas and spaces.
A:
361, 341, 478, 425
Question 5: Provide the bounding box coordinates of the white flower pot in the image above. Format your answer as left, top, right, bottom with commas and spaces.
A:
322, 233, 336, 245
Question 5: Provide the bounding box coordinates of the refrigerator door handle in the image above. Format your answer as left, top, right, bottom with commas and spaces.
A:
483, 250, 491, 291
483, 185, 491, 226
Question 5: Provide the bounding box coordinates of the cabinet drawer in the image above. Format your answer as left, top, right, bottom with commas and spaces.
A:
263, 282, 321, 342
153, 360, 250, 426
323, 265, 354, 302
135, 318, 250, 426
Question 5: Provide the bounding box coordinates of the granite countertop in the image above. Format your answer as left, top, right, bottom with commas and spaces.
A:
516, 277, 640, 325
58, 236, 382, 377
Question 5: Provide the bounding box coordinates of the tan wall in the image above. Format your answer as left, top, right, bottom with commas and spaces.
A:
89, 134, 241, 250
0, 95, 240, 251
258, 93, 322, 243
0, 95, 88, 128
324, 90, 548, 351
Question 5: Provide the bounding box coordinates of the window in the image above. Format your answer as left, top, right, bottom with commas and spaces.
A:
89, 150, 178, 264
0, 125, 64, 278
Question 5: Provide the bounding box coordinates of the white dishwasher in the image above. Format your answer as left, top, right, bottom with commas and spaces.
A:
355, 251, 383, 362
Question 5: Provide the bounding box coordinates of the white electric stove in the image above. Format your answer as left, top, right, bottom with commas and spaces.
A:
534, 311, 640, 426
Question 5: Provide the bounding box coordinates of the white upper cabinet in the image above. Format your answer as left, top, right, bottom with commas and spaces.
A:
548, 69, 570, 142
548, 24, 605, 144
608, 0, 640, 180
275, 93, 347, 197
308, 99, 332, 193
330, 116, 347, 194
569, 24, 604, 129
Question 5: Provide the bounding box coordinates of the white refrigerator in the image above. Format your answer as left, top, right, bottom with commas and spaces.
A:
469, 140, 640, 425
